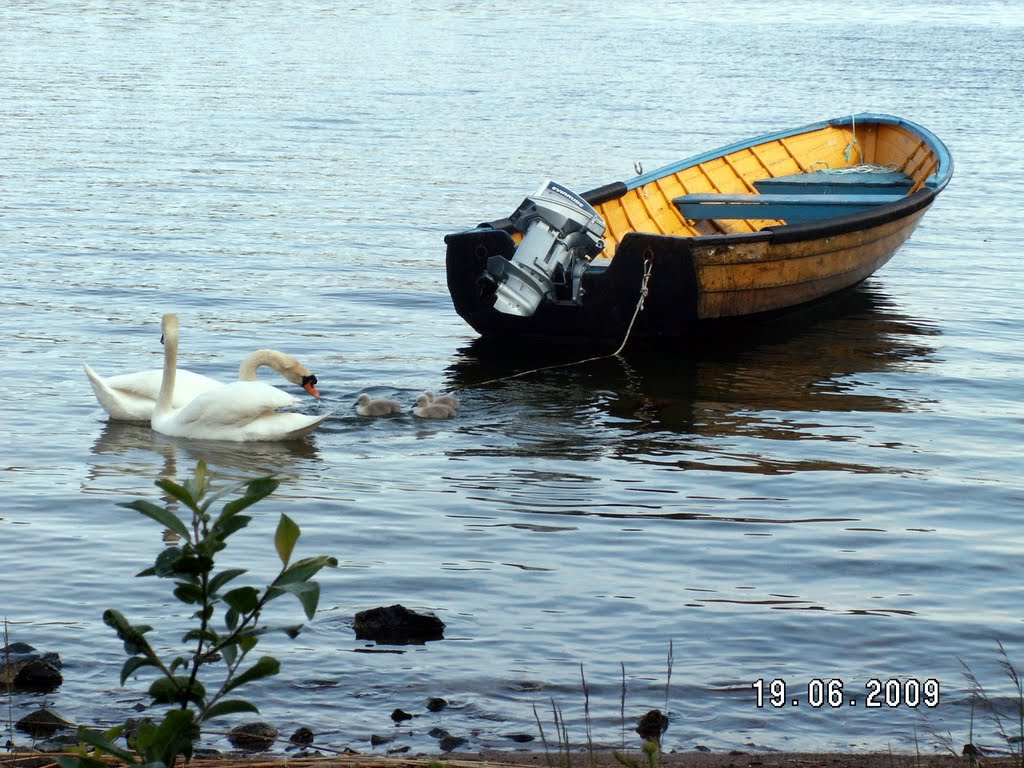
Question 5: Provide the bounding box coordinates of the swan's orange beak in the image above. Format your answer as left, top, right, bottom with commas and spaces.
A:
302, 375, 321, 398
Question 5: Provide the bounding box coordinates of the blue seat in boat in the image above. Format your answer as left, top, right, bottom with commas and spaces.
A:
673, 191, 907, 224
752, 169, 913, 196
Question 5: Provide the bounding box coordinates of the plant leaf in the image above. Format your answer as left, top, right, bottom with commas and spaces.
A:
155, 478, 198, 511
179, 460, 210, 505
120, 499, 191, 540
221, 641, 238, 667
103, 610, 157, 659
202, 476, 254, 511
224, 585, 260, 614
152, 547, 185, 579
275, 514, 300, 566
276, 555, 338, 586
212, 514, 251, 540
208, 568, 248, 595
173, 582, 203, 604
270, 580, 321, 620
149, 675, 206, 705
136, 708, 199, 766
75, 726, 138, 763
182, 628, 219, 645
223, 655, 280, 694
217, 477, 279, 524
119, 655, 155, 685
233, 624, 300, 641
203, 698, 260, 721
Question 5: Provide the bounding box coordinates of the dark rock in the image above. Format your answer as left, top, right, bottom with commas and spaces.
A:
289, 727, 315, 747
439, 734, 468, 752
353, 604, 445, 644
390, 708, 413, 722
3, 642, 36, 654
35, 732, 82, 752
504, 733, 535, 743
635, 709, 669, 744
370, 734, 393, 746
226, 721, 278, 751
426, 697, 448, 712
387, 745, 411, 755
15, 707, 75, 738
1, 644, 63, 691
430, 725, 469, 752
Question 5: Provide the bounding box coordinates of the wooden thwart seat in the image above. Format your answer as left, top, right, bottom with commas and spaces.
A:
673, 191, 907, 224
753, 169, 913, 196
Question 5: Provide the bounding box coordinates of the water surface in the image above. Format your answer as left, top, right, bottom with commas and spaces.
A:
3, 0, 1023, 756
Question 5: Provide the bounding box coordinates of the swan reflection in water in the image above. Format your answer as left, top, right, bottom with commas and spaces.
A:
85, 418, 321, 501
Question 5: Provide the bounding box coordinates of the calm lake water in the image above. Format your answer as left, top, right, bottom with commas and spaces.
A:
3, 0, 1023, 756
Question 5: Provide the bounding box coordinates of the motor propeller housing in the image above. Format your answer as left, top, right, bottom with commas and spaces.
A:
484, 180, 606, 317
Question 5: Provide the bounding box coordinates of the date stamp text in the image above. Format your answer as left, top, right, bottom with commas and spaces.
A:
752, 678, 940, 708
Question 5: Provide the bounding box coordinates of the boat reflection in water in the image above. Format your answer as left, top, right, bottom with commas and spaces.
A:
443, 283, 938, 477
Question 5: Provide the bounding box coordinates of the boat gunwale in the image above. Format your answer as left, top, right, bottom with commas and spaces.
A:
450, 114, 950, 250
617, 112, 953, 198
453, 186, 937, 254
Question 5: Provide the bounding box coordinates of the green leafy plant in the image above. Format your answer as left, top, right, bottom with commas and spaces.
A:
58, 460, 337, 768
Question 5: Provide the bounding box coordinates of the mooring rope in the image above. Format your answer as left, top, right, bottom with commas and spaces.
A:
812, 161, 901, 174
610, 253, 653, 357
457, 252, 655, 391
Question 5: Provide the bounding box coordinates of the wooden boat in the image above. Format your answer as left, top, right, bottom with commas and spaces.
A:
444, 113, 952, 345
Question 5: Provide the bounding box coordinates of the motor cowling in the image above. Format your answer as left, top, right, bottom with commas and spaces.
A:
484, 180, 606, 317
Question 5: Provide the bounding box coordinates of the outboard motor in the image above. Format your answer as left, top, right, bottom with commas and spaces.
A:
484, 180, 606, 317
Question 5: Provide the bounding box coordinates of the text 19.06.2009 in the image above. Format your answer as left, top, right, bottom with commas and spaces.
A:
752, 678, 940, 708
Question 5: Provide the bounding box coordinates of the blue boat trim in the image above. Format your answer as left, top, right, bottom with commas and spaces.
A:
622, 113, 953, 194
753, 170, 913, 196
673, 192, 907, 224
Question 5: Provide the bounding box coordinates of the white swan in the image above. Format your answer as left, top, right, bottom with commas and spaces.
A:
355, 393, 402, 417
412, 393, 456, 419
424, 390, 460, 411
151, 313, 330, 442
84, 349, 320, 422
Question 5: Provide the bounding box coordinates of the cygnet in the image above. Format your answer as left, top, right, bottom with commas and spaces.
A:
413, 393, 456, 419
356, 393, 402, 417
424, 390, 460, 411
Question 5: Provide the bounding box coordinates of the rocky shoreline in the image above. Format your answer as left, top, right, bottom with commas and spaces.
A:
3, 640, 969, 768
0, 748, 974, 768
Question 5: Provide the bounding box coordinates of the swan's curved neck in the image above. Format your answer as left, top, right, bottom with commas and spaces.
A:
155, 314, 179, 417
238, 349, 288, 381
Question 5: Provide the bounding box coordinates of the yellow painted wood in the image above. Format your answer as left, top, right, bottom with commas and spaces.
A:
694, 208, 929, 318
591, 118, 941, 263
